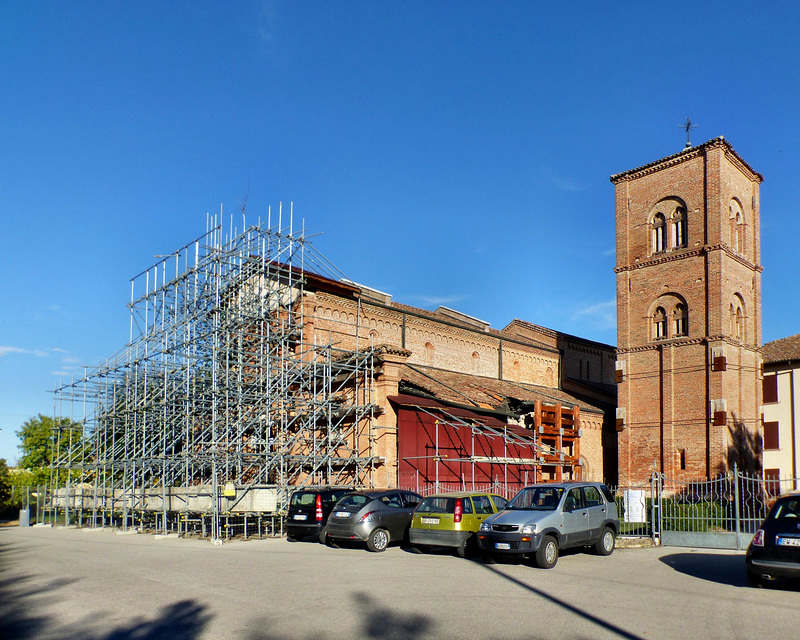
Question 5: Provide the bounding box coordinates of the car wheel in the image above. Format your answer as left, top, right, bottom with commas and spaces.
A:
367, 528, 390, 552
536, 536, 559, 569
481, 552, 496, 565
594, 527, 615, 556
456, 534, 474, 559
410, 544, 427, 554
317, 527, 327, 544
286, 534, 297, 543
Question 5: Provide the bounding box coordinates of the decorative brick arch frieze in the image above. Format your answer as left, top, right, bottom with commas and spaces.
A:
309, 289, 561, 386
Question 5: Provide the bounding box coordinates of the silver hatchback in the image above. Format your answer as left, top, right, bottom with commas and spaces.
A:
325, 489, 422, 552
477, 482, 620, 568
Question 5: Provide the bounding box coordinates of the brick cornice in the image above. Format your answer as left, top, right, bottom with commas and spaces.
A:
617, 337, 706, 355
615, 244, 762, 273
723, 148, 762, 184
374, 345, 412, 358
610, 137, 763, 184
312, 290, 562, 355
617, 334, 761, 355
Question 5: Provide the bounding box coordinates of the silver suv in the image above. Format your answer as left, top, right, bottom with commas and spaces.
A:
477, 482, 620, 568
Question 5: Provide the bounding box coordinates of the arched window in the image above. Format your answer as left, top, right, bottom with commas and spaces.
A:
674, 303, 688, 337
729, 199, 745, 255
673, 206, 687, 248
652, 213, 666, 253
649, 197, 687, 254
424, 341, 434, 366
654, 307, 667, 339
735, 308, 743, 340
730, 295, 746, 342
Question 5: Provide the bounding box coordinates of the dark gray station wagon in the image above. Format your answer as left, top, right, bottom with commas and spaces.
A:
477, 481, 620, 568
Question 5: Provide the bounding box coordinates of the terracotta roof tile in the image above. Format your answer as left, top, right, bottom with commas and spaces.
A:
762, 334, 800, 364
398, 364, 606, 415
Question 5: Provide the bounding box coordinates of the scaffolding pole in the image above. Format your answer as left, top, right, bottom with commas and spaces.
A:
51, 215, 380, 540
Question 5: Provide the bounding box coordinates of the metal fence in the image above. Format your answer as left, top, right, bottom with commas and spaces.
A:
403, 466, 800, 550
15, 467, 798, 549
614, 467, 800, 550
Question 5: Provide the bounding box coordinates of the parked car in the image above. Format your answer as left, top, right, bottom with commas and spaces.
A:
477, 481, 619, 568
409, 492, 508, 557
325, 489, 422, 552
286, 487, 353, 543
746, 492, 800, 587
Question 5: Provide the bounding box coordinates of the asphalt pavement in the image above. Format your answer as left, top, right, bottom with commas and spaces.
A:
0, 525, 797, 640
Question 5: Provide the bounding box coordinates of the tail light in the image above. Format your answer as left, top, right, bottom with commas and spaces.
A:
751, 529, 765, 547
316, 494, 323, 522
358, 511, 376, 523
454, 498, 463, 523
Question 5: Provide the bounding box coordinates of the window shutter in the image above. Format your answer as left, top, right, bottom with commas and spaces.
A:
763, 375, 778, 404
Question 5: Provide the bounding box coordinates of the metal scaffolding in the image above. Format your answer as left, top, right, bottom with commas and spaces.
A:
52, 213, 379, 539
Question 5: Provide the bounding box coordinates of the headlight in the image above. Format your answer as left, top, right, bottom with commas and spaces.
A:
480, 521, 491, 532
521, 523, 537, 534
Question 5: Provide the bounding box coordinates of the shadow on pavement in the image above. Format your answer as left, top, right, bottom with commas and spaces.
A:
245, 591, 434, 640
2, 529, 431, 640
659, 551, 800, 591
0, 534, 213, 640
478, 563, 646, 640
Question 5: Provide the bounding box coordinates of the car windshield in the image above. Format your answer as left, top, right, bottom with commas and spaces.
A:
506, 487, 564, 510
335, 494, 371, 509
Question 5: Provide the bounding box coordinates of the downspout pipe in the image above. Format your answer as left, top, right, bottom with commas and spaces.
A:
659, 343, 665, 475
790, 364, 798, 482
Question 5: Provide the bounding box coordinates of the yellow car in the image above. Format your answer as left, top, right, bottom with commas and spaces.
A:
409, 492, 508, 557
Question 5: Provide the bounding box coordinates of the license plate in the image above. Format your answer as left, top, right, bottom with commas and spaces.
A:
495, 542, 510, 550
778, 537, 800, 547
293, 514, 307, 521
421, 517, 439, 525
334, 511, 350, 519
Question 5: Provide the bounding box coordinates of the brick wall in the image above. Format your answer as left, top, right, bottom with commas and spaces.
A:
310, 291, 562, 387
613, 139, 763, 484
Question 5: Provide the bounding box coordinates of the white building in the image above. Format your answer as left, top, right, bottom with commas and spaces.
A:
761, 334, 800, 493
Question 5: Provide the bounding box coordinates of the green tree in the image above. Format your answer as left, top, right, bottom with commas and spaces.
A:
0, 458, 15, 517
16, 414, 83, 486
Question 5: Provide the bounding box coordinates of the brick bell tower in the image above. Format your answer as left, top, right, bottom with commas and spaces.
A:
611, 137, 763, 485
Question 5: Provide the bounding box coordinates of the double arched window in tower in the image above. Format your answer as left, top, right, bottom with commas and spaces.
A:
730, 294, 747, 342
729, 199, 746, 256
651, 295, 689, 341
650, 198, 688, 255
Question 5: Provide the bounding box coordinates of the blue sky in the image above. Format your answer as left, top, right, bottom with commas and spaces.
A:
2, 2, 799, 463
